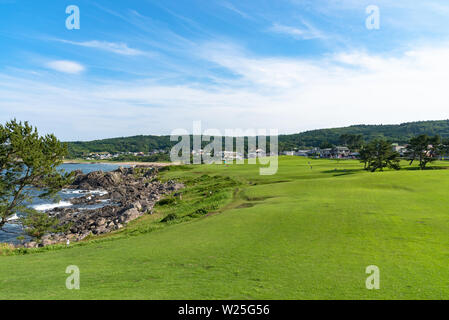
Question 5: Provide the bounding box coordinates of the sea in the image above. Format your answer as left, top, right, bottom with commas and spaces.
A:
0, 163, 130, 244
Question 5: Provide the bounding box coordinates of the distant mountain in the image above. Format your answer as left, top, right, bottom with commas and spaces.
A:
66, 120, 449, 157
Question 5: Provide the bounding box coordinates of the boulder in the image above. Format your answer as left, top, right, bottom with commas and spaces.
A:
31, 166, 184, 247
25, 242, 37, 248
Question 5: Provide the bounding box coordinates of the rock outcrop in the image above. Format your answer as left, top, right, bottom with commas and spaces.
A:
26, 166, 183, 248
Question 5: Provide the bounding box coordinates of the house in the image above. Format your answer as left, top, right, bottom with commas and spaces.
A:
246, 149, 266, 158
318, 146, 350, 159
219, 151, 242, 160
295, 150, 311, 157
86, 152, 113, 160
191, 149, 204, 155
319, 148, 333, 158
333, 146, 350, 158
349, 152, 360, 159
392, 143, 408, 156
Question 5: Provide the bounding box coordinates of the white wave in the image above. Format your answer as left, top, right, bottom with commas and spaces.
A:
33, 201, 73, 211
61, 189, 88, 195
61, 189, 108, 196
90, 190, 108, 196
6, 214, 20, 225
7, 214, 19, 221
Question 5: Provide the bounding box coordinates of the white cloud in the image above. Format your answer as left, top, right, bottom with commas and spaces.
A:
45, 60, 85, 74
2, 43, 449, 140
58, 40, 145, 56
220, 2, 251, 19
269, 21, 325, 40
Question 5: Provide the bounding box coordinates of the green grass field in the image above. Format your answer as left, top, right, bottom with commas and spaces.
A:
1, 156, 449, 299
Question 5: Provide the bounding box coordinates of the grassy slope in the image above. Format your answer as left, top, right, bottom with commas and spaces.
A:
1, 157, 449, 299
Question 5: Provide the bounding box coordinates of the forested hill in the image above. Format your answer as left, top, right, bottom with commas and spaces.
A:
67, 135, 172, 157
66, 120, 449, 157
278, 120, 449, 150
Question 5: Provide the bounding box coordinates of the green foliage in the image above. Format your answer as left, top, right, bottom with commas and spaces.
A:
160, 212, 177, 223
361, 139, 401, 172
0, 243, 15, 256
153, 174, 240, 225
156, 197, 176, 206
319, 141, 333, 149
278, 119, 449, 150
19, 209, 69, 243
340, 134, 364, 151
111, 153, 171, 163
359, 144, 372, 169
0, 120, 73, 237
406, 135, 441, 170
193, 208, 208, 215
66, 135, 173, 158
66, 120, 449, 156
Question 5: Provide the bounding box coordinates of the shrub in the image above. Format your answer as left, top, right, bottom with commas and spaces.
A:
194, 208, 208, 215
0, 243, 15, 256
161, 213, 177, 222
156, 197, 176, 206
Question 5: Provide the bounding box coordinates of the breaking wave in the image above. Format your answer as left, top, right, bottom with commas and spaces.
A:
33, 201, 73, 211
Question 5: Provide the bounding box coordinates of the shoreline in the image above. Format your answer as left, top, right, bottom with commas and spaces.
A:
63, 160, 175, 167
0, 161, 178, 245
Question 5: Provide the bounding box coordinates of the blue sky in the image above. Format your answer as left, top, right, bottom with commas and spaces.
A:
1, 0, 449, 140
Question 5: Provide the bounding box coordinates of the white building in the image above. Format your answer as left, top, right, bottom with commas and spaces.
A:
392, 143, 408, 156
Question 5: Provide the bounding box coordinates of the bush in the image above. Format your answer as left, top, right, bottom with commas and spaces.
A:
156, 197, 176, 206
194, 208, 208, 215
161, 213, 177, 222
0, 243, 15, 256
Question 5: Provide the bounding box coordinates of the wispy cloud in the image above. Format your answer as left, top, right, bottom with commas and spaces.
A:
220, 1, 251, 19
57, 40, 146, 56
269, 21, 325, 40
93, 2, 194, 48
2, 42, 447, 140
45, 60, 85, 74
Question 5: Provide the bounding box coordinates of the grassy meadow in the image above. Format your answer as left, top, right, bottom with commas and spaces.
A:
1, 156, 449, 299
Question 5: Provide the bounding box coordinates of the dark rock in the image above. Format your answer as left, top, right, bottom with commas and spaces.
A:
35, 166, 185, 247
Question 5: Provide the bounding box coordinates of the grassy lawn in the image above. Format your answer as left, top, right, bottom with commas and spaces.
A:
1, 157, 449, 299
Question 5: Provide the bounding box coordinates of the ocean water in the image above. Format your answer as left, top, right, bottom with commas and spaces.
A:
0, 163, 129, 244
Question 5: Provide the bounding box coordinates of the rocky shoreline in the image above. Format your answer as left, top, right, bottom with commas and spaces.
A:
25, 166, 183, 248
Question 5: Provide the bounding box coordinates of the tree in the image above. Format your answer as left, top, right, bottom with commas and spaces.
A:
19, 209, 70, 244
438, 138, 449, 160
364, 139, 401, 172
319, 141, 333, 149
359, 143, 373, 169
406, 135, 440, 170
340, 134, 364, 151
0, 120, 73, 240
